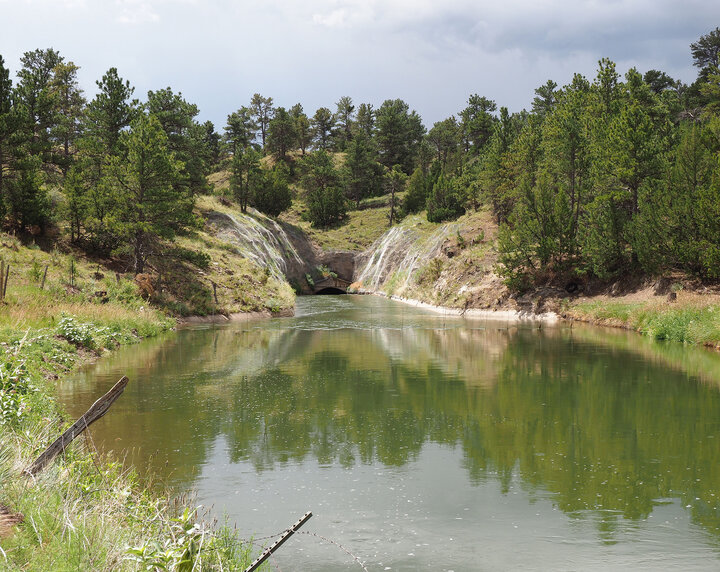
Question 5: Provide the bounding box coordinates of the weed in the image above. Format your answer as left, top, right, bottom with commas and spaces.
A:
418, 258, 444, 285
384, 270, 406, 296
28, 259, 43, 283
0, 347, 35, 426
571, 300, 720, 346
56, 315, 97, 350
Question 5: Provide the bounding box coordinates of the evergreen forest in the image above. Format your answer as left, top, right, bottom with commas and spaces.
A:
2, 28, 720, 288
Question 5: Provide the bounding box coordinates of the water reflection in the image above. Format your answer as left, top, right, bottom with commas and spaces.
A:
60, 295, 720, 561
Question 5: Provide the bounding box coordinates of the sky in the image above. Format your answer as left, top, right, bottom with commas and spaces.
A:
1, 0, 719, 130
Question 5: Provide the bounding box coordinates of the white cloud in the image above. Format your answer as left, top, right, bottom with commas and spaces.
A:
1, 0, 719, 127
115, 0, 160, 24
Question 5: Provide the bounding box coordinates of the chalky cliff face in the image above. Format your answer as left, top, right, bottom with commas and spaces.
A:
353, 215, 459, 294
206, 206, 511, 311
205, 208, 355, 293
207, 210, 304, 282
352, 211, 530, 316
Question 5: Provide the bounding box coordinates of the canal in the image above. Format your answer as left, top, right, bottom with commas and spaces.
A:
59, 295, 720, 570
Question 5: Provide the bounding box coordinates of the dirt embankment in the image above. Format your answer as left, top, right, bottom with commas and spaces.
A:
349, 209, 720, 343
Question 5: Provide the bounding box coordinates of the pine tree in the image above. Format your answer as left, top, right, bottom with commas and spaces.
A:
290, 104, 311, 156
333, 96, 355, 150
301, 150, 346, 227
250, 93, 273, 150
147, 87, 209, 195
426, 174, 465, 223
342, 134, 383, 207
375, 99, 425, 173
84, 67, 137, 156
225, 107, 256, 156
0, 55, 15, 218
252, 163, 292, 217
402, 167, 432, 214
106, 113, 191, 274
427, 117, 460, 170
230, 147, 262, 213
49, 61, 85, 175
385, 165, 407, 225
4, 154, 48, 231
15, 48, 64, 164
267, 107, 296, 161
459, 94, 496, 154
354, 103, 375, 138
311, 107, 335, 150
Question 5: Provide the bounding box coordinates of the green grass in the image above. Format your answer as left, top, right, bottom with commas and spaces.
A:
0, 233, 261, 570
0, 326, 258, 571
570, 301, 641, 324
280, 191, 404, 252
571, 300, 720, 346
633, 304, 720, 344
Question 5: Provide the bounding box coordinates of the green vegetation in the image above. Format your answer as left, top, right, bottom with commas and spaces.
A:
0, 236, 260, 570
299, 149, 347, 227
2, 30, 720, 289
280, 188, 404, 251
0, 335, 256, 570
1, 27, 720, 566
568, 298, 720, 346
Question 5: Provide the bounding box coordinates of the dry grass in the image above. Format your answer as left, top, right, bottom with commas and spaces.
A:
0, 233, 170, 331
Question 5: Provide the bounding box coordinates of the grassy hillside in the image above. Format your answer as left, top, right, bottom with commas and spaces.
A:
210, 158, 402, 252
279, 192, 403, 251
0, 231, 262, 569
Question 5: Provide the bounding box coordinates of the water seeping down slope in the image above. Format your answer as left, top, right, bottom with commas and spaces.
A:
354, 215, 458, 293
206, 210, 306, 282
206, 208, 355, 292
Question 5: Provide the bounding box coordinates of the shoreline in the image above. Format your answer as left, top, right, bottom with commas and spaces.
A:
356, 288, 720, 348
175, 288, 719, 349
177, 307, 295, 325
356, 289, 561, 323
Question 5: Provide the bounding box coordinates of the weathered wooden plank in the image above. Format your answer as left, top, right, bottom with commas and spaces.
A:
24, 376, 129, 476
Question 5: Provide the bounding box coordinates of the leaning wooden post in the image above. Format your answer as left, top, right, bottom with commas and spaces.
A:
24, 376, 129, 477
2, 263, 9, 300
0, 260, 4, 301
244, 512, 312, 572
40, 265, 48, 290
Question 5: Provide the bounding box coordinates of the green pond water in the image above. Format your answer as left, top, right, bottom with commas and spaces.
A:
59, 295, 720, 571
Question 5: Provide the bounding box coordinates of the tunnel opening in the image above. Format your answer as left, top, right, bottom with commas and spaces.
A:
314, 287, 347, 295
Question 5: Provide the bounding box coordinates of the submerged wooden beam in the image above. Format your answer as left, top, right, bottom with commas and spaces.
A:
244, 511, 312, 572
24, 376, 129, 476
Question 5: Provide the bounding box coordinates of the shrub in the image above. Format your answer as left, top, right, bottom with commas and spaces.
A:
0, 350, 34, 425
56, 315, 96, 349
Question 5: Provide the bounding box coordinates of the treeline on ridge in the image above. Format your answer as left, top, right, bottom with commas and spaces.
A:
1, 28, 720, 285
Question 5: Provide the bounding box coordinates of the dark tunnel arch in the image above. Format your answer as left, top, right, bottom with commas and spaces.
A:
314, 287, 347, 295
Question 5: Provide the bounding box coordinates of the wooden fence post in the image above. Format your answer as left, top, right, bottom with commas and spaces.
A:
24, 376, 130, 476
40, 265, 48, 290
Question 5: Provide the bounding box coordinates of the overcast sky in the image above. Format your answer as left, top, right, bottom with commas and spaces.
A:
1, 0, 719, 129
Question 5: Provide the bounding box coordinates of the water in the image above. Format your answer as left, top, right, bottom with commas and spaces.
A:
58, 296, 720, 570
